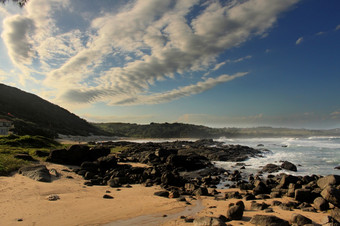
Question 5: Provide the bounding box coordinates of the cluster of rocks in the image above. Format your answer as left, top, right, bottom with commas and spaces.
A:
42, 140, 263, 194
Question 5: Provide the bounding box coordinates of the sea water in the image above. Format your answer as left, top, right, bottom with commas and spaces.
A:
214, 136, 340, 177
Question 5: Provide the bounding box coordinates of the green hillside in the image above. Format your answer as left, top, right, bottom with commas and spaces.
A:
0, 83, 107, 138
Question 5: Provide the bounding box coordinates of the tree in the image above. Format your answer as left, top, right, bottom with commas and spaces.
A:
1, 0, 28, 7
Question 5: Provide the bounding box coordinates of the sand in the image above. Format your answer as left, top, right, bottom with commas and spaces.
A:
0, 163, 186, 226
0, 163, 331, 226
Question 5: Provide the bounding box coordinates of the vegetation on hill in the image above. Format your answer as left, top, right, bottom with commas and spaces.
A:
0, 83, 108, 138
0, 134, 61, 176
93, 122, 340, 138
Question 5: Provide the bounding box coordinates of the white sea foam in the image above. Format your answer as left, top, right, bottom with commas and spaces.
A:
216, 136, 340, 176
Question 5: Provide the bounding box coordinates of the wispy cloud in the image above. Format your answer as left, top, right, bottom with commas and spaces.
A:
1, 0, 300, 106
295, 37, 303, 45
335, 24, 340, 31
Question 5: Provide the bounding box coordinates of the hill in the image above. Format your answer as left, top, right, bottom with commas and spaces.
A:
0, 83, 106, 138
93, 122, 340, 138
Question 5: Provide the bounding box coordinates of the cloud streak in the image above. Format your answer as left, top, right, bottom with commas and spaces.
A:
1, 0, 300, 106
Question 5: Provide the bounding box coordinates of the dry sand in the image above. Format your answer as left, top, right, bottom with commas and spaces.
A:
0, 163, 331, 226
0, 163, 186, 226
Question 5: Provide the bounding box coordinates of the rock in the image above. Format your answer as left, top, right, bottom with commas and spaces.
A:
321, 186, 340, 207
253, 180, 269, 195
169, 190, 180, 199
96, 155, 117, 171
262, 164, 281, 173
313, 197, 329, 211
103, 194, 114, 199
317, 175, 340, 189
227, 201, 244, 220
193, 216, 225, 226
280, 161, 297, 172
291, 213, 312, 225
185, 183, 197, 193
14, 153, 36, 161
250, 215, 289, 226
295, 189, 313, 203
277, 175, 299, 189
47, 194, 60, 201
47, 145, 110, 165
18, 165, 51, 182
251, 202, 269, 210
331, 208, 340, 223
194, 187, 209, 197
35, 150, 49, 157
154, 191, 169, 198
321, 216, 340, 226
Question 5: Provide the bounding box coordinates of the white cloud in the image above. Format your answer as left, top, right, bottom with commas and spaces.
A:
335, 24, 340, 31
1, 0, 300, 106
295, 37, 303, 45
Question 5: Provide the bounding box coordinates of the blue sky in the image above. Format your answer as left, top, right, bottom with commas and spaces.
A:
0, 0, 339, 129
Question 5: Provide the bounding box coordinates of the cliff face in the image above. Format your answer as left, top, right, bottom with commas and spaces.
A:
0, 83, 106, 137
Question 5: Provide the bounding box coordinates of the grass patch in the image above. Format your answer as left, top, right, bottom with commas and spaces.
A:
0, 135, 62, 176
0, 134, 59, 148
110, 146, 129, 154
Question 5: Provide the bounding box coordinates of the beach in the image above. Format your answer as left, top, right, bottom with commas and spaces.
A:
0, 163, 188, 226
0, 162, 333, 226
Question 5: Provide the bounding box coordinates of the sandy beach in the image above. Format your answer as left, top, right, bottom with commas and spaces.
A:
0, 163, 188, 226
0, 162, 332, 226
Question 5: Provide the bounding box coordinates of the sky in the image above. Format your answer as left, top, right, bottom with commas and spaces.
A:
0, 0, 339, 129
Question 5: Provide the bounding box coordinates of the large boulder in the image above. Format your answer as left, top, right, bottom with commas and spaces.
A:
250, 215, 289, 226
317, 175, 340, 189
193, 216, 225, 226
18, 165, 51, 182
280, 161, 297, 172
47, 145, 110, 165
321, 186, 340, 208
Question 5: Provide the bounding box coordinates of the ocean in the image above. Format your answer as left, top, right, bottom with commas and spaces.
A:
214, 136, 340, 177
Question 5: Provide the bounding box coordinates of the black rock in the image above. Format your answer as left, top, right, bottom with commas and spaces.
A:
18, 165, 51, 182
154, 191, 169, 198
103, 194, 114, 199
281, 161, 297, 172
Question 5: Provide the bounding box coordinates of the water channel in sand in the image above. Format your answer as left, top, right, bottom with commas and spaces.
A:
106, 199, 204, 226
